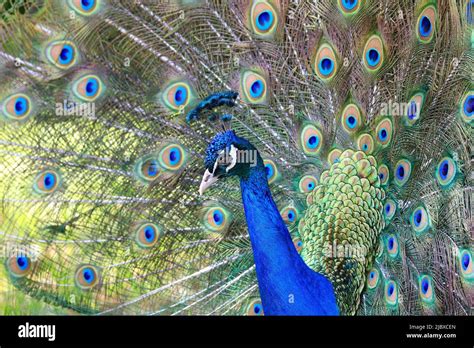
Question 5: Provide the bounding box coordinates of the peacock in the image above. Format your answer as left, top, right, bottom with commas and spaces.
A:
0, 0, 472, 316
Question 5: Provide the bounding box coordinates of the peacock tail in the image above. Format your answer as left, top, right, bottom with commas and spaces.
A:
0, 0, 472, 316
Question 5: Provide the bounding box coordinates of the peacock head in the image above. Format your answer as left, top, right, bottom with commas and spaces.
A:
199, 130, 262, 195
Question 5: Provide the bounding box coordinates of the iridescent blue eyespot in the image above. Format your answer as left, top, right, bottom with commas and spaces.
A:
460, 92, 473, 124
338, 0, 361, 15
318, 58, 334, 76
256, 10, 274, 31
435, 157, 456, 187
406, 93, 425, 126
174, 86, 187, 106
59, 45, 74, 64
342, 0, 357, 10
418, 274, 435, 304
14, 97, 28, 116
417, 6, 436, 43
2, 93, 34, 121
281, 206, 299, 225
463, 95, 473, 117
68, 0, 100, 15
81, 0, 95, 11
241, 71, 268, 104
85, 78, 98, 97
410, 205, 431, 234
408, 101, 417, 120
33, 169, 61, 194
314, 43, 338, 81
134, 222, 162, 248
16, 256, 29, 270
383, 199, 396, 222
46, 40, 78, 69
202, 206, 232, 233
384, 280, 398, 306
419, 16, 432, 37
249, 1, 278, 37
158, 143, 186, 171
250, 80, 264, 99
341, 104, 363, 133
366, 49, 380, 67
363, 35, 384, 72
458, 249, 472, 280
7, 254, 33, 277
75, 265, 100, 290
263, 159, 279, 184
394, 159, 412, 187
367, 268, 380, 289
247, 299, 264, 316
161, 81, 194, 111
347, 115, 357, 128
299, 175, 318, 194
301, 125, 324, 155
386, 234, 399, 258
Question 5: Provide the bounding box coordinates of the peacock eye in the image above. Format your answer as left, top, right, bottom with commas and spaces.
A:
418, 275, 435, 303
384, 280, 398, 306
75, 265, 100, 290
135, 156, 161, 183
461, 91, 473, 124
241, 71, 268, 104
417, 6, 436, 43
298, 175, 318, 194
263, 159, 279, 184
405, 93, 425, 126
134, 222, 162, 249
375, 118, 393, 147
394, 159, 412, 187
386, 234, 399, 258
249, 0, 279, 37
202, 206, 232, 233
246, 299, 264, 316
293, 238, 303, 252
410, 205, 431, 234
459, 250, 473, 280
300, 124, 324, 156
33, 169, 61, 195
280, 206, 299, 224
1, 93, 33, 121
357, 133, 374, 154
46, 40, 78, 69
367, 268, 379, 289
161, 81, 193, 111
378, 164, 389, 186
383, 199, 396, 222
68, 0, 100, 15
341, 103, 363, 134
363, 35, 384, 72
338, 0, 361, 15
7, 255, 33, 278
314, 43, 338, 82
72, 74, 105, 102
435, 157, 456, 188
158, 144, 186, 171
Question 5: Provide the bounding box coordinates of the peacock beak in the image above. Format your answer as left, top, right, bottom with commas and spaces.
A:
199, 169, 219, 195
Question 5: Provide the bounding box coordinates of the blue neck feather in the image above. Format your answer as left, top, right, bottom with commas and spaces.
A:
239, 158, 339, 315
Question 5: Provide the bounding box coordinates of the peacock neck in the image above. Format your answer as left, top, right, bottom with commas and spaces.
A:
239, 159, 339, 315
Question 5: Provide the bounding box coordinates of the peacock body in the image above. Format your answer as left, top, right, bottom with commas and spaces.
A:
0, 0, 472, 316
